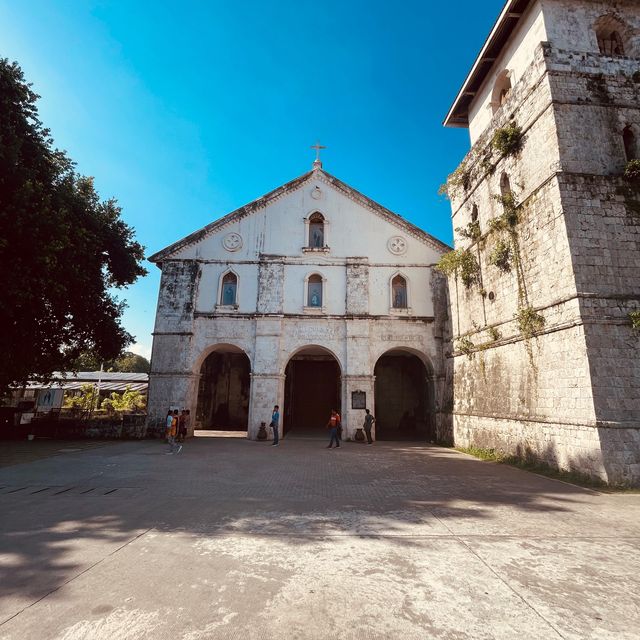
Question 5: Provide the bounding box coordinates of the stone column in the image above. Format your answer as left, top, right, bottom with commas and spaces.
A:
147, 371, 200, 437
248, 373, 285, 440
247, 317, 284, 440
343, 374, 375, 441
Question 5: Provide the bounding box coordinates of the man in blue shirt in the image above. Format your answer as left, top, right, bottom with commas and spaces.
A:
270, 405, 280, 446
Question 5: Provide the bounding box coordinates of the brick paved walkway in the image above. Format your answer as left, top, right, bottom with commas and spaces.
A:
1, 435, 639, 639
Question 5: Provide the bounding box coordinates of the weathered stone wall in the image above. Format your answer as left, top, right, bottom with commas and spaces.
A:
147, 169, 450, 443
445, 0, 640, 484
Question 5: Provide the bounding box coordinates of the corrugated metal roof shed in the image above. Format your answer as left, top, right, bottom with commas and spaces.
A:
24, 371, 148, 392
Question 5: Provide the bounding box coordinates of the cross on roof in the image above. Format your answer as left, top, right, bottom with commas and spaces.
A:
311, 141, 326, 168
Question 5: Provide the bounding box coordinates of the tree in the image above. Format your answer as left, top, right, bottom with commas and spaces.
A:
72, 351, 150, 373
0, 59, 146, 393
101, 385, 147, 415
63, 383, 99, 418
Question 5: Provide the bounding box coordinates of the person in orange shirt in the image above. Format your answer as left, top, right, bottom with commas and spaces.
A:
166, 409, 182, 455
326, 409, 341, 449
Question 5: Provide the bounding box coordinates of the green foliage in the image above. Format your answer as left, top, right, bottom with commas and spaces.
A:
73, 351, 150, 373
101, 385, 147, 415
455, 446, 611, 489
0, 59, 147, 393
516, 306, 545, 339
436, 249, 480, 289
455, 220, 481, 241
488, 238, 512, 272
63, 383, 99, 417
623, 159, 640, 186
488, 326, 501, 342
455, 337, 475, 359
630, 310, 640, 331
439, 163, 471, 200
490, 193, 520, 229
491, 122, 523, 157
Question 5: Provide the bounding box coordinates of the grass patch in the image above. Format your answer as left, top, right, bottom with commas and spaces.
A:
455, 445, 638, 491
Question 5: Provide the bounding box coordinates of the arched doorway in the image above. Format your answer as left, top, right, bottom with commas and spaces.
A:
284, 346, 341, 437
195, 346, 251, 431
374, 350, 433, 441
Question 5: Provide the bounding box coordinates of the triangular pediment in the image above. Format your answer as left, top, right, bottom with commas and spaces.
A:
148, 168, 449, 263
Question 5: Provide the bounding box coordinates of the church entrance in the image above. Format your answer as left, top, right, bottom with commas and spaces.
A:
374, 350, 434, 441
195, 347, 251, 431
284, 347, 341, 437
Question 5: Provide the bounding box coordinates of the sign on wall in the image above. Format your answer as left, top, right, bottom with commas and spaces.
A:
351, 391, 366, 409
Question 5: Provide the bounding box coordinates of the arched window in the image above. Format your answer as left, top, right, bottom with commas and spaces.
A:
623, 125, 637, 161
598, 29, 625, 56
220, 272, 237, 306
308, 212, 325, 248
500, 172, 512, 197
307, 274, 323, 307
595, 15, 631, 57
391, 275, 408, 309
492, 70, 512, 115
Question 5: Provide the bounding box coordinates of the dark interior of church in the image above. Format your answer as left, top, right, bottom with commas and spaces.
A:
374, 351, 433, 441
196, 351, 250, 430
284, 354, 341, 436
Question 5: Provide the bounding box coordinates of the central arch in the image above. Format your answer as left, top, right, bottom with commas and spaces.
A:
195, 345, 251, 432
284, 345, 341, 437
374, 349, 434, 441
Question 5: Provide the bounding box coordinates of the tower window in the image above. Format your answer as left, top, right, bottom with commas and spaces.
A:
220, 272, 237, 306
623, 126, 637, 161
471, 204, 479, 223
308, 212, 325, 248
598, 30, 625, 56
492, 70, 512, 115
500, 172, 512, 197
307, 274, 323, 307
391, 275, 408, 309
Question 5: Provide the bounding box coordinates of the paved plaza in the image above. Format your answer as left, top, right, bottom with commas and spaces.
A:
0, 433, 639, 640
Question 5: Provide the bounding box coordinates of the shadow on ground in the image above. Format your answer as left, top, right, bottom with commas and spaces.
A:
0, 436, 636, 619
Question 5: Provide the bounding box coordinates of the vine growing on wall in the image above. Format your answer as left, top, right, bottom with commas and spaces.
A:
455, 336, 475, 359
436, 249, 481, 289
630, 310, 640, 331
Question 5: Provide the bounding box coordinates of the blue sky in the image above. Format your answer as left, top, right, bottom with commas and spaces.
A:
0, 0, 505, 359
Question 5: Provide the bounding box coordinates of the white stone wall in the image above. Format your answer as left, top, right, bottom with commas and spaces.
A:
469, 1, 547, 143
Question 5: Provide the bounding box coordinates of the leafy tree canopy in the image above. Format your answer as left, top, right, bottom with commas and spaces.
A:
73, 351, 150, 373
0, 59, 147, 393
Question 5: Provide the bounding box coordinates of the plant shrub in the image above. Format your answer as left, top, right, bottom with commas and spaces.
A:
491, 122, 523, 157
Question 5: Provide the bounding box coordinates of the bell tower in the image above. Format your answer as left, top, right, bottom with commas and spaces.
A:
442, 0, 640, 485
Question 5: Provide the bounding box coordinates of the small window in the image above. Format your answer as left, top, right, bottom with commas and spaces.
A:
391, 275, 408, 309
623, 126, 637, 161
471, 204, 479, 223
308, 212, 325, 248
307, 274, 323, 307
500, 172, 512, 197
220, 272, 237, 306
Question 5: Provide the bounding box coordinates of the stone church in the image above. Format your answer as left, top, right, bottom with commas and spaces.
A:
148, 0, 640, 486
147, 157, 452, 442
443, 0, 640, 485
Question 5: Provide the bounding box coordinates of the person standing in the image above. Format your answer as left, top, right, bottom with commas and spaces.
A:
166, 409, 182, 454
270, 405, 280, 446
326, 409, 340, 449
363, 408, 375, 445
177, 410, 187, 442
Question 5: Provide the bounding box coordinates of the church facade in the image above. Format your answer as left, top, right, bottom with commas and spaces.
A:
147, 162, 452, 442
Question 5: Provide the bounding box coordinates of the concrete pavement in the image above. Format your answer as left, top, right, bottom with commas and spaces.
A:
0, 433, 639, 639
